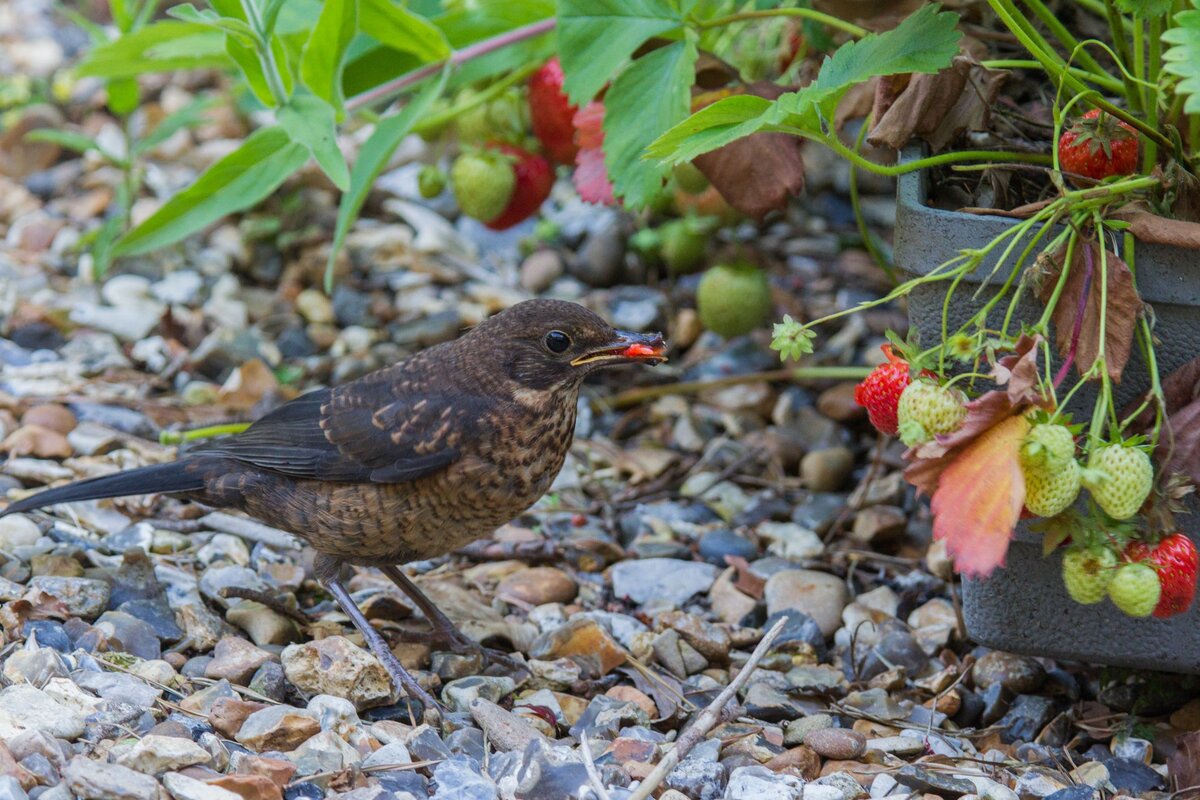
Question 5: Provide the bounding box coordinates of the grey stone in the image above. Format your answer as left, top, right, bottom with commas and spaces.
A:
27, 576, 110, 619
725, 765, 803, 799
973, 651, 1046, 694
610, 558, 718, 606
160, 772, 242, 800
93, 611, 161, 659
894, 765, 974, 799
0, 685, 85, 740
764, 569, 848, 638
63, 756, 159, 800
996, 695, 1056, 744
117, 734, 212, 774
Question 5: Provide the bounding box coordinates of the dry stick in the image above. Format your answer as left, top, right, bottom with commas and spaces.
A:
625, 616, 790, 800
606, 366, 871, 410
581, 734, 614, 800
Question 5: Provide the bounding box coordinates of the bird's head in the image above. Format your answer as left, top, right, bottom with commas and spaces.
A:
470, 299, 667, 391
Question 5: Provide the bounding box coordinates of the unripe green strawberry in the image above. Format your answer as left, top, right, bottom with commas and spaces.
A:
450, 150, 515, 223
1021, 423, 1076, 472
673, 161, 710, 194
696, 263, 772, 338
1061, 545, 1116, 604
1024, 459, 1081, 517
418, 165, 446, 199
1107, 562, 1161, 617
896, 379, 967, 447
1084, 444, 1153, 520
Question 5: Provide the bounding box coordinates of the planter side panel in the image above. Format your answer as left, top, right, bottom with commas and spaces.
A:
896, 157, 1200, 673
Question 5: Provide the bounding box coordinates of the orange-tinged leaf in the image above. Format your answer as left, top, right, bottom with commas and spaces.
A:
930, 414, 1030, 577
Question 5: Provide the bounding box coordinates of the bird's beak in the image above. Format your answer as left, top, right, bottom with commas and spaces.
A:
571, 330, 668, 367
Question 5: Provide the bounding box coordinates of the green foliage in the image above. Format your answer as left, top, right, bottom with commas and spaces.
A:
112, 126, 309, 257
557, 0, 684, 105
300, 0, 357, 115
1163, 8, 1200, 113
603, 40, 698, 208
647, 4, 961, 164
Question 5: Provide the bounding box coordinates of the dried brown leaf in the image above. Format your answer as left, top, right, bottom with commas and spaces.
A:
1037, 241, 1141, 384
694, 82, 805, 219
1161, 401, 1200, 487
724, 555, 766, 599
1169, 731, 1200, 793
1112, 207, 1200, 250
868, 51, 1005, 152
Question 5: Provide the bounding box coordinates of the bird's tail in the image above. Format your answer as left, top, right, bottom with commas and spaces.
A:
0, 460, 206, 517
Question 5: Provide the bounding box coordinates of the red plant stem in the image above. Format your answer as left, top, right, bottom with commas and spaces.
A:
1053, 240, 1094, 390
345, 18, 558, 113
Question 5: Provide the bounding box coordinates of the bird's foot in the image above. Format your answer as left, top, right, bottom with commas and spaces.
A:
393, 623, 527, 673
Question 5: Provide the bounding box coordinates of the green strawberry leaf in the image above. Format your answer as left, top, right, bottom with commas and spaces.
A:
646, 3, 961, 165
1164, 9, 1200, 113
557, 0, 684, 105
1115, 0, 1173, 17
603, 40, 697, 209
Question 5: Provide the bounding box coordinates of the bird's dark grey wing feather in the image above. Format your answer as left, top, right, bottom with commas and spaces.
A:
190, 379, 472, 483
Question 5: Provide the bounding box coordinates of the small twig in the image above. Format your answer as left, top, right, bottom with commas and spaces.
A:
199, 511, 301, 551
218, 586, 310, 625
605, 366, 872, 410
626, 617, 789, 800
581, 734, 614, 800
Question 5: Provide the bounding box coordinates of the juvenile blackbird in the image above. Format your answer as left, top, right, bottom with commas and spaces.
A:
1, 299, 666, 716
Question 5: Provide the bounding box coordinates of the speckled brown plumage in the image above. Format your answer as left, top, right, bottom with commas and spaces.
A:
1, 299, 666, 717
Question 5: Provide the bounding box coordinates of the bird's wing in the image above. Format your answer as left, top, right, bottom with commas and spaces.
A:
190, 379, 472, 483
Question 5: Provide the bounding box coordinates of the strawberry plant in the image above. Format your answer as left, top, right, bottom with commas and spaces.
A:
643, 0, 1200, 622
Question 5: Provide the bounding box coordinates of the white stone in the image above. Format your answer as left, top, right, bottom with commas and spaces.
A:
0, 684, 85, 740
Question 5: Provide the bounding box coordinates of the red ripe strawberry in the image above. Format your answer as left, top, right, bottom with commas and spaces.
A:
528, 57, 579, 164
484, 143, 553, 231
1057, 108, 1138, 181
1127, 533, 1198, 618
854, 345, 911, 436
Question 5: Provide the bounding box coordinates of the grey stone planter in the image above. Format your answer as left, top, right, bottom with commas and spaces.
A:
893, 147, 1200, 672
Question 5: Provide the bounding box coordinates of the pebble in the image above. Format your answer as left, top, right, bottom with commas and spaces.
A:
519, 249, 565, 292
0, 516, 41, 549
973, 652, 1046, 694
64, 756, 160, 800
0, 685, 85, 741
805, 727, 867, 760
757, 521, 824, 560
610, 558, 718, 605
764, 569, 848, 637
94, 610, 162, 659
697, 529, 759, 564
726, 765, 804, 799
529, 617, 626, 674
235, 706, 321, 752
117, 734, 212, 775
205, 637, 275, 684
161, 772, 243, 800
27, 576, 114, 620
800, 447, 854, 492
496, 567, 577, 605
442, 676, 516, 712
281, 636, 394, 709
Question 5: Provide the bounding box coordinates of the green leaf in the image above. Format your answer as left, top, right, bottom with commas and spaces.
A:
557, 0, 683, 105
1115, 0, 1172, 17
327, 66, 449, 290
226, 34, 276, 106
113, 125, 309, 257
107, 76, 141, 115
646, 4, 960, 164
166, 4, 258, 45
301, 0, 357, 114
133, 96, 218, 156
278, 95, 350, 190
24, 129, 119, 162
75, 21, 231, 78
603, 41, 697, 209
359, 0, 450, 62
1164, 9, 1200, 113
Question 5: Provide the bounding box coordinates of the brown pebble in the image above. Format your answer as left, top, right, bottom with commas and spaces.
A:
496, 566, 578, 605
606, 686, 658, 719
805, 727, 867, 760
232, 754, 296, 788
1, 425, 72, 459
208, 696, 269, 739
22, 404, 77, 434
766, 745, 821, 780
816, 382, 867, 423
208, 774, 283, 800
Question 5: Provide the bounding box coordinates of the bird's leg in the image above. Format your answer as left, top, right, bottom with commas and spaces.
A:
379, 564, 525, 671
320, 571, 442, 725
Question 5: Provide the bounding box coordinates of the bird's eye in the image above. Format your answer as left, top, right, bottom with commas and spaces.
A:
544, 330, 571, 353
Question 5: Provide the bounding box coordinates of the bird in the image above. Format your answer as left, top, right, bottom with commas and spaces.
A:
0, 299, 667, 720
